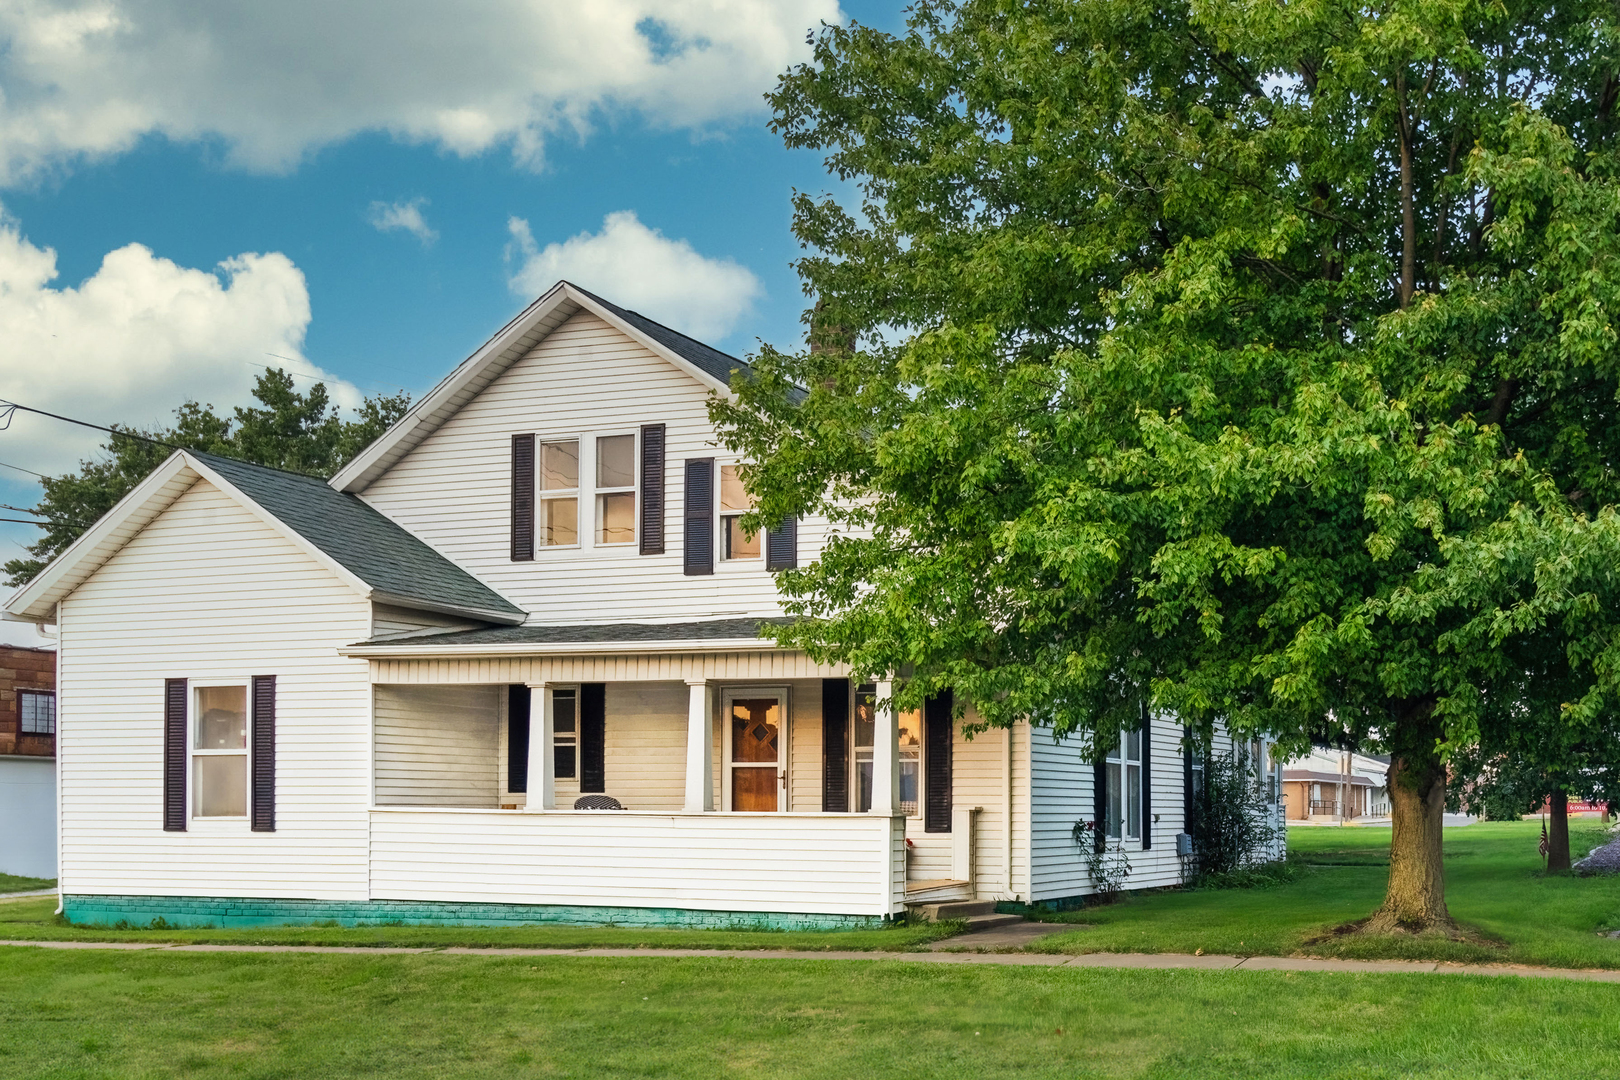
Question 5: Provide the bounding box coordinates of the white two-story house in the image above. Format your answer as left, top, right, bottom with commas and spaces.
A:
4, 281, 1272, 929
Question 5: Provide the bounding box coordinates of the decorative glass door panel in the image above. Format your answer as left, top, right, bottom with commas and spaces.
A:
728, 695, 782, 811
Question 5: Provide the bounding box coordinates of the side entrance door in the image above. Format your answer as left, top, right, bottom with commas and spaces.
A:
722, 688, 789, 812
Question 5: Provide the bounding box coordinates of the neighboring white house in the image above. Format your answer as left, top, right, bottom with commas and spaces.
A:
3, 281, 1280, 929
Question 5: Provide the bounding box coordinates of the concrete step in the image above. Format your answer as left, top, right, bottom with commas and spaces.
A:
960, 912, 1024, 932
909, 899, 999, 922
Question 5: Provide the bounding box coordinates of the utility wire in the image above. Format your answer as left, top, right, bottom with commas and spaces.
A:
0, 460, 45, 478
0, 503, 88, 527
0, 400, 181, 450
0, 517, 80, 527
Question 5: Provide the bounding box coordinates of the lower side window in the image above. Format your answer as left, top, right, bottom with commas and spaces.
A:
194, 685, 248, 817
1106, 728, 1142, 841
553, 688, 578, 779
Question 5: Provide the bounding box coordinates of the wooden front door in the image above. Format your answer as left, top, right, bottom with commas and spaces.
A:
726, 693, 784, 811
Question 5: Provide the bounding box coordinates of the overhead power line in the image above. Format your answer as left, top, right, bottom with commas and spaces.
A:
0, 460, 45, 478
0, 400, 181, 450
0, 503, 88, 527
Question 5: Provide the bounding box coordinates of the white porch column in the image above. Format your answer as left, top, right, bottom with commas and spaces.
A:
871, 678, 900, 815
527, 682, 555, 811
684, 679, 714, 812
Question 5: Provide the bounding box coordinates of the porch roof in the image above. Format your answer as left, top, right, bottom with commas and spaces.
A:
1284, 769, 1379, 788
343, 616, 794, 656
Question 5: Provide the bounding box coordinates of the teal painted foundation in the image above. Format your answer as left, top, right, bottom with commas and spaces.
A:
62, 895, 888, 932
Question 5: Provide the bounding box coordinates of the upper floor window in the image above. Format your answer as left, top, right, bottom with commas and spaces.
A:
596, 435, 636, 546
540, 439, 579, 547
719, 465, 760, 561
19, 690, 55, 735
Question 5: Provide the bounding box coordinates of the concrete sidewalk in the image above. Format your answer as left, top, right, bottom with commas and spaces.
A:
3, 938, 1618, 983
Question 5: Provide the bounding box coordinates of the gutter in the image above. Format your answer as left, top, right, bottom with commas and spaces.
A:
339, 637, 783, 658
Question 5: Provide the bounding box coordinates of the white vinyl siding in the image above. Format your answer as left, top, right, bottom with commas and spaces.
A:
357, 311, 829, 623
369, 808, 901, 917
373, 685, 501, 807
370, 604, 474, 641
56, 479, 373, 901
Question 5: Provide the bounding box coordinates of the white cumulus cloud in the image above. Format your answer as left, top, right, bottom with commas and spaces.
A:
0, 211, 360, 474
0, 0, 843, 182
368, 198, 438, 245
507, 211, 761, 341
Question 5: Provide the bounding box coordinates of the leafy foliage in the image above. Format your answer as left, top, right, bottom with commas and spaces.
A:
716, 0, 1620, 924
1189, 751, 1286, 885
3, 371, 409, 587
1070, 819, 1132, 899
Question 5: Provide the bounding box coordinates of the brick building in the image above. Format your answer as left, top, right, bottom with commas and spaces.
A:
1, 644, 56, 757
1, 643, 56, 879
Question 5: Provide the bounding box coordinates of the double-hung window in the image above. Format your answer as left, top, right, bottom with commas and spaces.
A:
193, 685, 248, 818
540, 439, 580, 546
553, 687, 578, 779
719, 465, 760, 561
1106, 727, 1143, 841
596, 435, 636, 545
19, 690, 55, 735
849, 683, 923, 816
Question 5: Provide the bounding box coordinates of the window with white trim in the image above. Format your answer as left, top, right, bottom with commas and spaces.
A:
719, 465, 760, 561
193, 684, 248, 818
539, 439, 579, 547
595, 434, 636, 545
1106, 727, 1142, 841
19, 690, 55, 735
553, 687, 578, 779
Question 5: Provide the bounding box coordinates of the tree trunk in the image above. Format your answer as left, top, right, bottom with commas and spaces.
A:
1547, 791, 1571, 872
1362, 698, 1455, 934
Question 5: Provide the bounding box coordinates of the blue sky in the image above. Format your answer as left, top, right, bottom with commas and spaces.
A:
0, 0, 905, 618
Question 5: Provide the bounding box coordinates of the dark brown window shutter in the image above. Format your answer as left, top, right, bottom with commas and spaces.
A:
765, 516, 798, 571
924, 690, 953, 832
511, 433, 535, 561
1092, 758, 1106, 853
579, 683, 606, 793
1140, 704, 1152, 850
251, 675, 276, 832
164, 678, 187, 831
821, 678, 850, 811
508, 685, 530, 793
683, 458, 714, 576
640, 424, 666, 555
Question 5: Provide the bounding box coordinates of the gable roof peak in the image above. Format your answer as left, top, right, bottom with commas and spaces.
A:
329, 280, 753, 494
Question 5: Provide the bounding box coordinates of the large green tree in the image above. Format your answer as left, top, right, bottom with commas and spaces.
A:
717, 0, 1620, 932
4, 371, 409, 587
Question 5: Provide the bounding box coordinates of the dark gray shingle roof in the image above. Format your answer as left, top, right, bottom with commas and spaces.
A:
356, 617, 789, 649
195, 452, 524, 622
572, 285, 751, 390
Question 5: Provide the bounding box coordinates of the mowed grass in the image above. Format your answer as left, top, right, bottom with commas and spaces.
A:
3, 948, 1620, 1079
1029, 820, 1620, 969
0, 873, 53, 894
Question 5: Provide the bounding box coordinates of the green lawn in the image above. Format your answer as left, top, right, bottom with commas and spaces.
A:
1, 948, 1618, 1078
0, 873, 53, 894
1028, 820, 1620, 969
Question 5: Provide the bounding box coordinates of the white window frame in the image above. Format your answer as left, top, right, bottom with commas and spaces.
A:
1105, 726, 1143, 843
537, 435, 583, 550
716, 460, 764, 568
720, 685, 790, 812
189, 678, 251, 824
592, 429, 638, 548
552, 685, 579, 781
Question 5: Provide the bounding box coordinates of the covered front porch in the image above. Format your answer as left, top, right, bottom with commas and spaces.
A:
352, 639, 1005, 925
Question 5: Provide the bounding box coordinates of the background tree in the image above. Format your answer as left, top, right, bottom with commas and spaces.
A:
4, 370, 409, 587
716, 0, 1620, 934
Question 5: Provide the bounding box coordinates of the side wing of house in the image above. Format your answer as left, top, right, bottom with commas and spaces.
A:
54, 475, 375, 905
1028, 717, 1283, 903
353, 305, 821, 623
